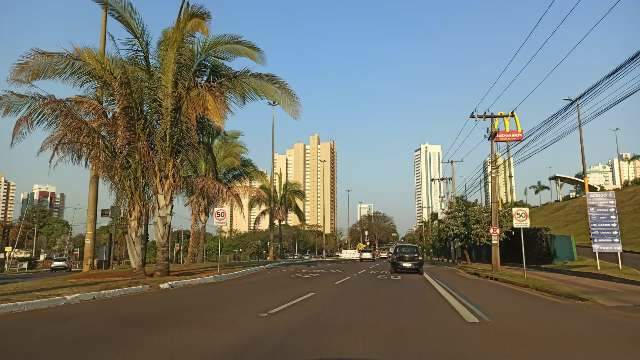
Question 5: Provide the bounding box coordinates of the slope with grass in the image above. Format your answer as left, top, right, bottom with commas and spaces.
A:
530, 185, 640, 252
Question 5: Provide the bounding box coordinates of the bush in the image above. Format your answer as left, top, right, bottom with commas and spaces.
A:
501, 227, 553, 265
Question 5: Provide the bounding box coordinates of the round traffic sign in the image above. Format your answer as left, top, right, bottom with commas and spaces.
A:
214, 208, 228, 221
514, 209, 529, 222
489, 226, 500, 236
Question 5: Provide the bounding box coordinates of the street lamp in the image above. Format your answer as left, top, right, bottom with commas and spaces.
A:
267, 101, 278, 260
563, 97, 589, 194
345, 189, 351, 249
610, 128, 623, 187
320, 159, 327, 259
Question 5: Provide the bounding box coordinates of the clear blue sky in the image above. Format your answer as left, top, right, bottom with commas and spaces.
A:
1, 0, 639, 235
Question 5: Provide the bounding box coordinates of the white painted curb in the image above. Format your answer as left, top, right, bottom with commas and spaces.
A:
0, 285, 150, 315
159, 262, 281, 289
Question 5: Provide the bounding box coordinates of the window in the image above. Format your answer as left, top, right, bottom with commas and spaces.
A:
395, 246, 419, 255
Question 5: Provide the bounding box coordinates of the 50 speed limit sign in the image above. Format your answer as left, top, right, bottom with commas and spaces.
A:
214, 207, 229, 226
512, 208, 530, 228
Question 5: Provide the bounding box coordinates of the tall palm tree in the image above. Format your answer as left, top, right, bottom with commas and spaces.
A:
529, 181, 550, 206
250, 174, 305, 258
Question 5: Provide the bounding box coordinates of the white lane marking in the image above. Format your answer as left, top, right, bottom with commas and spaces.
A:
423, 273, 480, 323
358, 269, 366, 274
432, 277, 490, 321
334, 276, 351, 285
259, 292, 316, 317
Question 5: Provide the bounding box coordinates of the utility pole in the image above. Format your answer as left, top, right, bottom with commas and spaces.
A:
564, 97, 589, 193
506, 143, 515, 202
610, 128, 623, 187
180, 228, 184, 264
443, 160, 463, 196
346, 189, 351, 249
548, 166, 554, 203
32, 222, 37, 258
470, 112, 510, 272
320, 159, 327, 258
267, 101, 278, 260
83, 0, 108, 272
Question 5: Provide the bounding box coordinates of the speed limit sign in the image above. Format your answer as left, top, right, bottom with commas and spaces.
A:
512, 207, 530, 228
214, 207, 229, 226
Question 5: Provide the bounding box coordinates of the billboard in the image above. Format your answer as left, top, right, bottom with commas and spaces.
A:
587, 192, 622, 253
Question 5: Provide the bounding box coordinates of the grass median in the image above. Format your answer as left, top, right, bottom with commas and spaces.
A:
0, 260, 275, 304
542, 257, 640, 282
457, 263, 590, 302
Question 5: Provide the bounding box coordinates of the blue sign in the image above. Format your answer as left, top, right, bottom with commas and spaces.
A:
587, 192, 622, 253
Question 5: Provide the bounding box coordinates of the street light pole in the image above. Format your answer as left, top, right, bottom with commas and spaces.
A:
548, 166, 553, 203
320, 159, 327, 258
267, 101, 278, 260
346, 189, 351, 249
610, 128, 623, 187
564, 97, 589, 194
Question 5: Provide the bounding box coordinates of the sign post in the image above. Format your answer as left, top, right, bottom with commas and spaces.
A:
586, 192, 623, 270
512, 208, 530, 278
214, 208, 229, 274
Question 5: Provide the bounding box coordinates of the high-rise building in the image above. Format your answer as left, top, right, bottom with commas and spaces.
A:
1, 174, 17, 237
483, 153, 516, 205
414, 143, 444, 225
356, 203, 373, 222
20, 184, 65, 218
221, 179, 269, 234
610, 153, 640, 187
273, 134, 337, 234
585, 163, 616, 190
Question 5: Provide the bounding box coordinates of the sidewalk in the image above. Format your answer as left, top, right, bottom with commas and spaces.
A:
525, 269, 640, 306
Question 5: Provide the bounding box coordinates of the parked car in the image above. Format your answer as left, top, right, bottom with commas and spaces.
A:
50, 258, 71, 272
359, 249, 374, 262
389, 244, 423, 273
378, 249, 389, 259
302, 254, 311, 260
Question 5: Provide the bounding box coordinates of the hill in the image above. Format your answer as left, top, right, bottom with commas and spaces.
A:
530, 185, 640, 252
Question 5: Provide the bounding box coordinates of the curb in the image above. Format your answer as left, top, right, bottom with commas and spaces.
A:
158, 263, 277, 289
0, 285, 150, 315
530, 266, 640, 287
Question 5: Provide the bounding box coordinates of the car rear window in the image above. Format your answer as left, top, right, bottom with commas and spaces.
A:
395, 246, 418, 255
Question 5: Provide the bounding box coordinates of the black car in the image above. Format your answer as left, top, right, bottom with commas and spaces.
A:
389, 244, 423, 273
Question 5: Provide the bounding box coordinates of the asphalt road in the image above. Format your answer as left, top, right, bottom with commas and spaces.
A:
576, 245, 640, 269
0, 270, 72, 285
1, 260, 638, 359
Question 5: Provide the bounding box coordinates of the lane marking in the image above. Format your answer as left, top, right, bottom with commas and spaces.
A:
259, 292, 316, 317
358, 269, 366, 274
432, 277, 490, 321
423, 273, 480, 323
334, 276, 351, 285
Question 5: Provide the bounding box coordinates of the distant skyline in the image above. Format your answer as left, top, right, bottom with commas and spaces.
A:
1, 0, 639, 234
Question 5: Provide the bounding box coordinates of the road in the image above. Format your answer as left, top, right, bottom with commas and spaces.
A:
0, 270, 72, 285
576, 245, 640, 269
2, 260, 638, 359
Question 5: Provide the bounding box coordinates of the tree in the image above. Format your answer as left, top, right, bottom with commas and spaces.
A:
250, 174, 305, 258
529, 181, 550, 206
348, 211, 397, 249
0, 1, 301, 276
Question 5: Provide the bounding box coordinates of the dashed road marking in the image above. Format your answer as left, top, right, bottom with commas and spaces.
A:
259, 292, 316, 317
334, 276, 351, 285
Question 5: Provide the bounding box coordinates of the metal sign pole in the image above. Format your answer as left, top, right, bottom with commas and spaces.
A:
595, 251, 600, 270
217, 227, 222, 274
617, 252, 622, 270
520, 228, 527, 279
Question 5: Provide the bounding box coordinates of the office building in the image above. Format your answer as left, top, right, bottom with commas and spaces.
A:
20, 184, 65, 218
610, 153, 640, 187
414, 143, 444, 225
357, 203, 373, 222
1, 173, 17, 225
586, 163, 616, 190
273, 134, 337, 234
483, 153, 516, 205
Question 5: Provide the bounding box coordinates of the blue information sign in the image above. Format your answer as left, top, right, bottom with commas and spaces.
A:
587, 192, 622, 253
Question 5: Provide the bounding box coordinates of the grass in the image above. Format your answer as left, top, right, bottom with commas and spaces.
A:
529, 185, 640, 252
543, 256, 640, 282
0, 260, 274, 304
458, 263, 590, 302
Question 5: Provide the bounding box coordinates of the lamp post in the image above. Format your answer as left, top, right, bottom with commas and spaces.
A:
610, 128, 623, 187
547, 166, 553, 203
563, 97, 589, 194
346, 189, 351, 249
267, 101, 278, 259
320, 159, 327, 258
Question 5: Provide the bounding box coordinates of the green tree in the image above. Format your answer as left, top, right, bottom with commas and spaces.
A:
348, 211, 397, 249
250, 174, 305, 258
529, 181, 550, 206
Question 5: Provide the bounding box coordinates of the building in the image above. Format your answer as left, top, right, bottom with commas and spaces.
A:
585, 163, 616, 190
356, 203, 373, 222
483, 153, 516, 205
1, 174, 17, 244
273, 134, 337, 234
610, 153, 640, 187
20, 184, 65, 218
221, 179, 269, 234
414, 143, 444, 225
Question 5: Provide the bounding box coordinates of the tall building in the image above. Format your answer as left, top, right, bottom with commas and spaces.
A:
20, 184, 65, 218
273, 134, 337, 234
414, 143, 444, 225
610, 153, 640, 187
1, 174, 17, 233
221, 179, 269, 234
357, 203, 373, 222
483, 153, 516, 205
585, 163, 616, 190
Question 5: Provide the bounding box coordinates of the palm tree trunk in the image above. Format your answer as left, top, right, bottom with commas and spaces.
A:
124, 205, 145, 276
153, 190, 173, 277
278, 220, 284, 258
186, 207, 200, 264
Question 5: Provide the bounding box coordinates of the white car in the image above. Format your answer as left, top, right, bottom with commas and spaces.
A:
378, 250, 389, 259
359, 249, 374, 262
50, 258, 71, 272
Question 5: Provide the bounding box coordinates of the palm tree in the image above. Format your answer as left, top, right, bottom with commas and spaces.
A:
250, 174, 305, 258
1, 1, 301, 276
529, 181, 550, 206
524, 187, 529, 205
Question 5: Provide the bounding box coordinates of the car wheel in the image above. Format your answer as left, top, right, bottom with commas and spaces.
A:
417, 268, 423, 274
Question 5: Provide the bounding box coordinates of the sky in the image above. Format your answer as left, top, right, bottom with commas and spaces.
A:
1, 0, 639, 235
